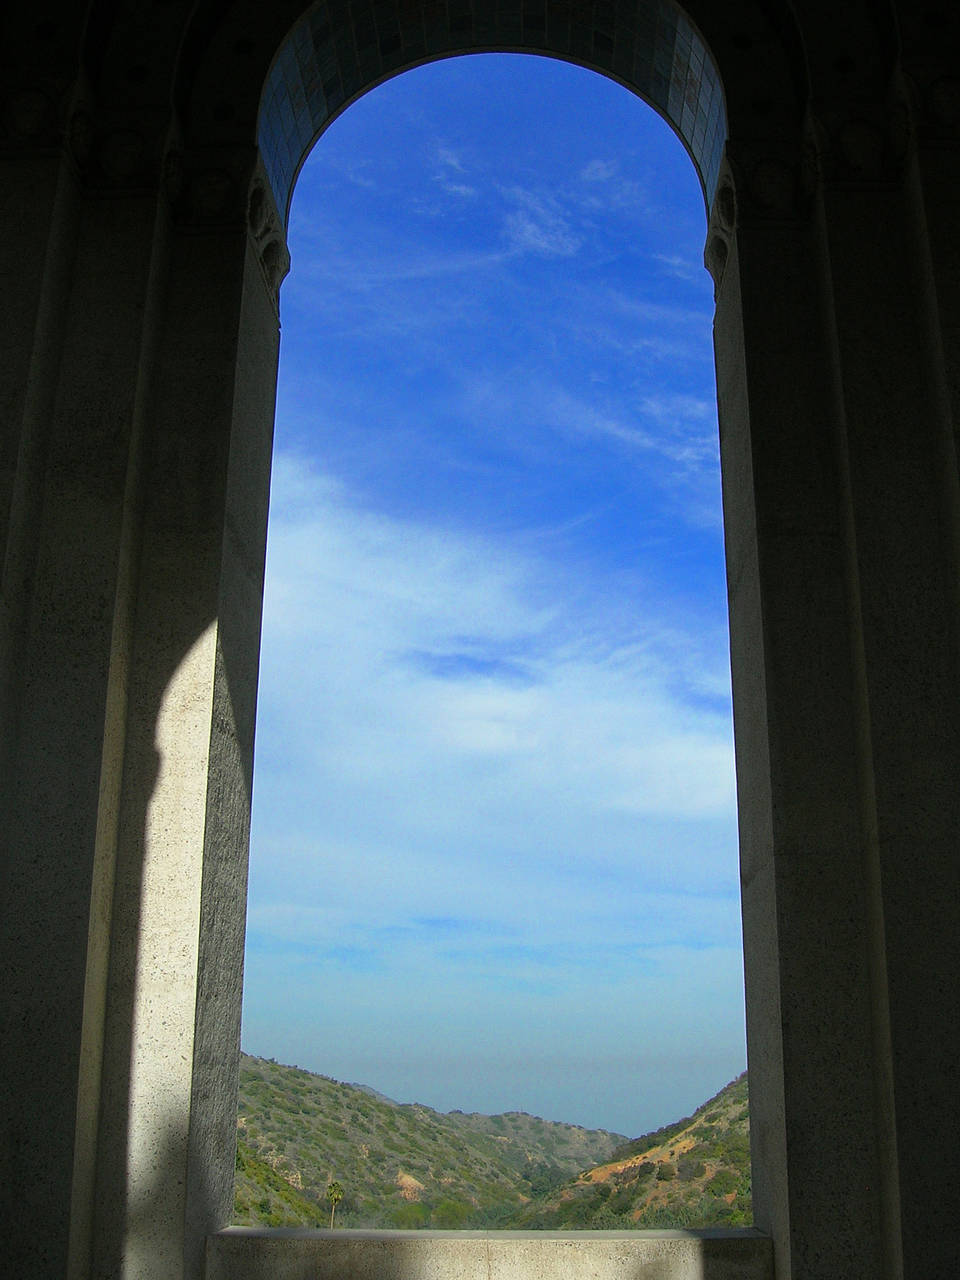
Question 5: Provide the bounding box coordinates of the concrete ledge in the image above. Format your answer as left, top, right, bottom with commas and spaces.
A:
206, 1228, 774, 1280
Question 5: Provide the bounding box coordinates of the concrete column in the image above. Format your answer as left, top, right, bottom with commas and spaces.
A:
0, 124, 286, 1280
0, 147, 174, 1278
711, 110, 960, 1279
708, 144, 893, 1280
86, 156, 285, 1280
816, 122, 960, 1279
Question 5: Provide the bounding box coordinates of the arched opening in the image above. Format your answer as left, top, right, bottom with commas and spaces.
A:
257, 2, 726, 226
8, 3, 959, 1279
239, 49, 746, 1231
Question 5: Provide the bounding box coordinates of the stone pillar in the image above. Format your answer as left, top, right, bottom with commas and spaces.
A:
86, 156, 286, 1280
710, 103, 960, 1280
0, 116, 177, 1278
0, 119, 286, 1278
708, 144, 891, 1280
816, 106, 960, 1279
906, 94, 960, 1278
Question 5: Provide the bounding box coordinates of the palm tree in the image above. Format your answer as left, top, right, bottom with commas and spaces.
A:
327, 1180, 344, 1229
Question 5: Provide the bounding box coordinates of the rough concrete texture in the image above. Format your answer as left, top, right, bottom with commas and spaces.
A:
206, 1229, 774, 1280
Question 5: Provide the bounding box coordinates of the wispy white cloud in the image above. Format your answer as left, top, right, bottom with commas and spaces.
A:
252, 453, 736, 927
653, 251, 704, 282
500, 185, 582, 257
442, 373, 721, 530
437, 145, 466, 173
580, 158, 618, 182
571, 156, 650, 215
293, 238, 509, 288
431, 143, 479, 199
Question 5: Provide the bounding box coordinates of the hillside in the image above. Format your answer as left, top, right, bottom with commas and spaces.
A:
499, 1073, 751, 1229
234, 1054, 627, 1228
235, 1055, 750, 1229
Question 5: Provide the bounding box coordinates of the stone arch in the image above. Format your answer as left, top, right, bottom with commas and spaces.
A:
171, 1, 806, 211
257, 3, 727, 216
3, 3, 960, 1279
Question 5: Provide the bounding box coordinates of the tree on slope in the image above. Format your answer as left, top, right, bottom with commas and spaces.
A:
327, 1180, 344, 1229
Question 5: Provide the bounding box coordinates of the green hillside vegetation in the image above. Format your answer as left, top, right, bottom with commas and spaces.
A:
235, 1138, 329, 1227
501, 1073, 751, 1229
234, 1054, 627, 1228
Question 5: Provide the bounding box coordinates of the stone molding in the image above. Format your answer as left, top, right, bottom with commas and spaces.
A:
703, 68, 941, 293
805, 74, 922, 187
0, 76, 289, 311
170, 145, 290, 304
257, 0, 728, 220
703, 162, 735, 296
702, 138, 812, 294
246, 166, 291, 303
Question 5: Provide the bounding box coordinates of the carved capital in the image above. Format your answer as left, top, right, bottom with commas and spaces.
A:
806, 83, 914, 186
703, 139, 817, 296
247, 166, 290, 303
168, 150, 288, 305
172, 144, 257, 228
721, 139, 811, 225
66, 103, 178, 195
703, 164, 736, 297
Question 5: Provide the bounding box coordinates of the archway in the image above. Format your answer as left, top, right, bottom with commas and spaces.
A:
241, 51, 745, 1216
257, 3, 726, 219
4, 4, 958, 1280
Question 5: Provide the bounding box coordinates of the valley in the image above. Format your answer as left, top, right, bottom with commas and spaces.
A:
234, 1055, 750, 1229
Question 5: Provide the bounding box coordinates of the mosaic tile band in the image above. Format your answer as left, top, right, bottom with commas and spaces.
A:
258, 0, 727, 220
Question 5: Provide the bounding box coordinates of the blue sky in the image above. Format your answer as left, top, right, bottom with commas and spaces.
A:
241, 53, 744, 1139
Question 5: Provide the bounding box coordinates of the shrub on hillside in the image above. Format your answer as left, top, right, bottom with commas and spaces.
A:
591, 1204, 632, 1229
433, 1199, 473, 1228
389, 1203, 429, 1228
705, 1169, 738, 1196
608, 1185, 640, 1214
